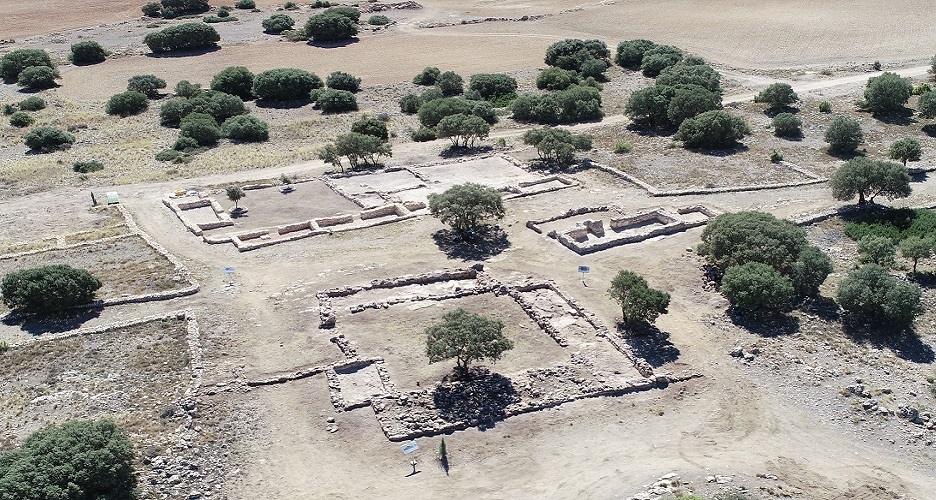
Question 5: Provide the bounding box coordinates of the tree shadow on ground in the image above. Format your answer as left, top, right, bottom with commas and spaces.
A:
307, 37, 359, 48
909, 271, 936, 288
923, 124, 936, 138
439, 145, 492, 159
625, 122, 677, 137
827, 148, 866, 161
616, 322, 680, 367
728, 308, 801, 337
530, 158, 591, 174
763, 106, 800, 118
432, 226, 510, 261
433, 368, 519, 430
254, 98, 313, 109
798, 295, 841, 322
843, 318, 934, 363
686, 143, 749, 157
145, 46, 221, 58
3, 307, 102, 335
909, 171, 929, 183
873, 108, 916, 126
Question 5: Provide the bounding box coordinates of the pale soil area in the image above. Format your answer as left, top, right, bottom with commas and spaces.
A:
2, 1, 936, 499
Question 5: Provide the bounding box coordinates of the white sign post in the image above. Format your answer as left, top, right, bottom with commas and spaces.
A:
577, 265, 590, 286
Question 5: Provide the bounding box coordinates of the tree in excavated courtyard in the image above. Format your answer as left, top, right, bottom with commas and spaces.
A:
830, 157, 911, 205
425, 308, 513, 377
1, 264, 101, 315
226, 185, 245, 209
428, 183, 505, 239
608, 270, 670, 326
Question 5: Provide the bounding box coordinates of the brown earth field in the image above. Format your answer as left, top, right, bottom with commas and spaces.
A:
3, 1, 936, 500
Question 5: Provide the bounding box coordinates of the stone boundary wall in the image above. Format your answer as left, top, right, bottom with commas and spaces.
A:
162, 196, 233, 236
526, 206, 614, 234
0, 233, 135, 260
589, 160, 828, 197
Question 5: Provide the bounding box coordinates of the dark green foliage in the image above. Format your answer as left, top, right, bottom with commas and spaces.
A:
1, 264, 101, 313
624, 84, 677, 127
73, 161, 104, 173
144, 23, 219, 53
326, 71, 361, 92
69, 41, 108, 64
399, 93, 422, 113
17, 66, 58, 89
284, 1, 297, 8
173, 136, 200, 151
836, 264, 923, 327
226, 185, 245, 207
252, 68, 322, 101
3, 104, 16, 115
222, 115, 269, 142
858, 234, 897, 267
608, 270, 670, 325
900, 235, 934, 274
754, 83, 799, 109
190, 90, 248, 122
722, 262, 794, 313
417, 98, 497, 128
522, 126, 592, 165
127, 74, 167, 97
888, 137, 922, 166
615, 39, 655, 68
155, 149, 182, 161
19, 96, 46, 111
830, 157, 911, 205
699, 211, 809, 275
305, 13, 358, 42
174, 80, 202, 98
0, 49, 54, 81
211, 66, 255, 100
919, 90, 936, 118
425, 308, 513, 373
160, 0, 210, 16
791, 245, 833, 297
0, 419, 136, 499
24, 126, 75, 151
317, 88, 357, 112
106, 91, 148, 116
324, 6, 361, 22
818, 100, 832, 113
262, 13, 295, 33
824, 116, 863, 154
217, 8, 230, 17
666, 84, 722, 127
351, 115, 388, 140
535, 67, 580, 91
437, 71, 464, 96
235, 0, 255, 8
469, 73, 517, 100
411, 127, 437, 142
772, 112, 802, 137
318, 132, 392, 171
421, 87, 444, 103
367, 14, 389, 25
428, 183, 505, 236
435, 113, 490, 147
510, 85, 603, 124
179, 112, 221, 145
656, 61, 721, 92
863, 71, 913, 115
676, 110, 751, 149
770, 149, 783, 162
640, 45, 682, 77
9, 111, 33, 128
142, 1, 162, 16
413, 67, 440, 85
544, 39, 610, 78
204, 15, 238, 23
312, 0, 331, 7
843, 208, 936, 243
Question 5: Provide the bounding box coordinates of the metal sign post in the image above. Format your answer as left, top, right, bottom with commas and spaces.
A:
578, 265, 590, 286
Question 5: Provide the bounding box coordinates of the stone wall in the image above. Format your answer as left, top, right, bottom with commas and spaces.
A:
162, 196, 232, 236
360, 204, 406, 220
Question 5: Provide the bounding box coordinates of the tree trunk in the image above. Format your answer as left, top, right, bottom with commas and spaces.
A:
858, 191, 866, 205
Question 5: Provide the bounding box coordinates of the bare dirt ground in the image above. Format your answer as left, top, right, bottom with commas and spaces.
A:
3, 1, 936, 499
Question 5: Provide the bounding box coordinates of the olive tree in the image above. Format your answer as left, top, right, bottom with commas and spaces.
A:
824, 116, 863, 155
863, 71, 913, 115
836, 264, 923, 327
772, 112, 802, 137
754, 83, 799, 110
830, 157, 911, 205
226, 185, 245, 208
675, 110, 751, 149
435, 113, 490, 147
1, 264, 101, 314
425, 308, 513, 376
428, 183, 505, 238
522, 126, 592, 165
608, 270, 670, 326
721, 262, 795, 314
888, 137, 922, 167
318, 132, 391, 171
900, 235, 934, 274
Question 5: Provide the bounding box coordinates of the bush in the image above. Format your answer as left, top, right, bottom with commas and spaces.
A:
522, 126, 592, 165
607, 270, 670, 326
421, 87, 444, 103
844, 208, 936, 243
411, 127, 437, 142
127, 74, 167, 97
400, 93, 422, 114
722, 262, 794, 314
437, 71, 464, 96
858, 234, 897, 267
105, 91, 148, 116
510, 85, 603, 124
2, 104, 15, 115
235, 0, 255, 8
791, 245, 833, 297
824, 116, 863, 155
544, 39, 610, 75
15, 66, 58, 89
665, 84, 722, 127
305, 12, 358, 42
413, 66, 440, 85
1, 264, 101, 313
24, 127, 74, 152
0, 419, 136, 498
772, 112, 802, 137
317, 88, 357, 112
912, 82, 931, 95
770, 149, 784, 162
19, 96, 46, 111
888, 137, 922, 166
203, 15, 237, 22
173, 136, 200, 151
217, 8, 230, 17
624, 84, 677, 127
252, 68, 322, 101
179, 112, 222, 145
435, 113, 490, 147
675, 110, 751, 149
863, 71, 913, 115
754, 83, 799, 109
919, 90, 936, 119
142, 1, 162, 16
428, 183, 505, 237
324, 6, 361, 21
326, 71, 361, 92
160, 0, 210, 16
535, 67, 580, 91
9, 111, 33, 128
73, 161, 104, 173
418, 97, 494, 128
615, 39, 656, 68
613, 141, 632, 153
656, 62, 721, 92
818, 100, 832, 112
174, 79, 202, 98
222, 115, 269, 142
367, 14, 389, 25
640, 45, 683, 77
144, 23, 220, 53
69, 41, 108, 64
351, 115, 388, 140
698, 211, 809, 275
836, 264, 923, 327
0, 49, 54, 81
155, 149, 182, 161
469, 73, 517, 100
262, 13, 295, 33
189, 90, 248, 122
211, 66, 255, 100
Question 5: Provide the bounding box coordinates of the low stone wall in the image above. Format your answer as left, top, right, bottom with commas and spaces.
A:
360, 204, 405, 220
163, 196, 233, 236
526, 206, 613, 234
277, 221, 312, 235
678, 205, 719, 218
316, 214, 355, 227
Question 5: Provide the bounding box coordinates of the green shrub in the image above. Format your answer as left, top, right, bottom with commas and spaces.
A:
522, 126, 592, 165
317, 88, 358, 112
824, 116, 863, 155
413, 66, 440, 85
222, 114, 269, 141
69, 41, 108, 64
863, 71, 913, 115
284, 2, 297, 9
437, 71, 464, 96
217, 8, 230, 17
544, 38, 610, 78
23, 126, 75, 152
159, 98, 194, 126
188, 90, 248, 122
105, 91, 148, 116
615, 39, 655, 68
9, 111, 33, 128
127, 74, 167, 97
351, 115, 388, 140
770, 149, 783, 162
144, 22, 220, 53
535, 67, 579, 91
19, 96, 46, 111
656, 61, 721, 92
469, 73, 517, 100
420, 87, 444, 102
174, 80, 202, 98
262, 13, 295, 33
16, 66, 58, 89
312, 0, 331, 7
180, 112, 222, 145
326, 71, 361, 92
204, 15, 237, 22
675, 110, 751, 149
3, 104, 16, 115
699, 211, 810, 276
367, 14, 389, 25
417, 97, 497, 128
754, 82, 799, 109
613, 141, 632, 153
1, 264, 101, 313
912, 82, 931, 95
411, 127, 437, 142
173, 136, 200, 151
323, 6, 360, 21
252, 68, 322, 101
155, 149, 182, 161
844, 208, 936, 243
142, 1, 162, 16
211, 66, 255, 100
72, 161, 104, 173
400, 93, 422, 113
282, 29, 308, 41
0, 49, 54, 81
305, 12, 358, 42
722, 262, 794, 313
858, 234, 897, 267
837, 264, 923, 327
640, 45, 682, 77
510, 85, 603, 124
772, 112, 802, 137
818, 100, 832, 112
235, 0, 254, 8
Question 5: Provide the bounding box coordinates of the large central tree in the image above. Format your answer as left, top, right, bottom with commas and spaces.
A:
830, 157, 912, 205
428, 183, 505, 238
426, 308, 514, 375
